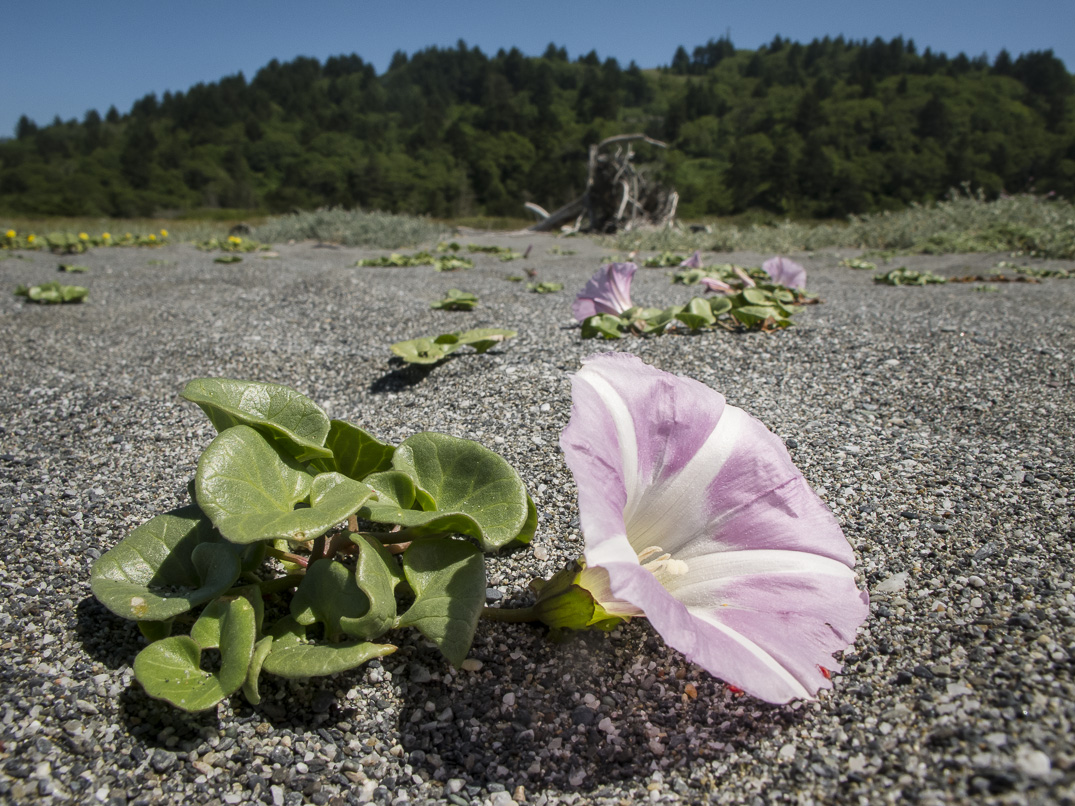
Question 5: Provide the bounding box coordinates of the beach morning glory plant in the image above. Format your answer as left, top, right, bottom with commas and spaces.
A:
537, 353, 869, 703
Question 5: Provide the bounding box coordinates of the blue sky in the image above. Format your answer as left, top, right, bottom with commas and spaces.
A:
3, 0, 1072, 138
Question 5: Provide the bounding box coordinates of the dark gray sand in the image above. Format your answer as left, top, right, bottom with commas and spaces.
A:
1, 236, 1073, 805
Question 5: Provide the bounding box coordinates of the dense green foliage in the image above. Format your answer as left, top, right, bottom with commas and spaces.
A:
1, 37, 1072, 220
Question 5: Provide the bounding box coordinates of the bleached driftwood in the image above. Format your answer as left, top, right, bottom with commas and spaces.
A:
526, 134, 678, 234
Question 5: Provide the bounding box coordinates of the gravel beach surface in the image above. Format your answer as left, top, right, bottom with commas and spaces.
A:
1, 236, 1073, 805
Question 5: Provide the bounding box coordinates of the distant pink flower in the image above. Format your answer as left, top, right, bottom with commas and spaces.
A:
699, 276, 734, 294
763, 256, 807, 289
732, 266, 756, 287
560, 353, 869, 703
572, 262, 637, 321
679, 250, 704, 269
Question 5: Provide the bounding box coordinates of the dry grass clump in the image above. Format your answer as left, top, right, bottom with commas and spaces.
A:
253, 208, 448, 248
611, 190, 1075, 260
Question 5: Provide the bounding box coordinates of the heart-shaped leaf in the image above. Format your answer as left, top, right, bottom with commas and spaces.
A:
196, 426, 373, 544
675, 297, 717, 330
182, 378, 332, 462
309, 419, 395, 480
581, 314, 626, 340
732, 304, 780, 327
339, 535, 404, 639
708, 296, 733, 315
386, 432, 531, 551
290, 560, 372, 641
455, 328, 516, 354
133, 596, 257, 712
90, 505, 243, 622
742, 287, 772, 306
260, 617, 396, 679
397, 538, 485, 667
391, 336, 457, 364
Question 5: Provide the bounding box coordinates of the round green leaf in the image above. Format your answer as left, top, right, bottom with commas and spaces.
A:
397, 538, 486, 667
742, 287, 772, 306
196, 426, 374, 544
182, 378, 332, 462
581, 314, 626, 340
310, 419, 395, 480
261, 618, 396, 679
455, 328, 516, 354
708, 296, 733, 316
340, 535, 404, 639
90, 505, 243, 622
391, 337, 457, 364
133, 596, 257, 712
388, 432, 531, 551
290, 559, 372, 641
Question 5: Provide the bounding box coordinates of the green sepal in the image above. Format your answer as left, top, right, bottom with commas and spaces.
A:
181, 378, 332, 462
90, 505, 243, 622
133, 595, 257, 712
530, 561, 626, 636
396, 538, 485, 667
260, 617, 396, 679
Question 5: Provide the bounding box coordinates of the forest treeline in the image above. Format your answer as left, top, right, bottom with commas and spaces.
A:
1, 36, 1072, 220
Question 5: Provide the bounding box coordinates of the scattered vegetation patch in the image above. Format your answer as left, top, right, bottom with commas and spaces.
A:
874, 268, 948, 286
838, 257, 878, 270
14, 281, 88, 303
430, 289, 478, 311
528, 282, 563, 293
391, 329, 516, 364
197, 236, 266, 252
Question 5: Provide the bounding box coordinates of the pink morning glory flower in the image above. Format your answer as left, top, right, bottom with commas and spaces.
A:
679, 250, 704, 269
572, 262, 637, 321
763, 256, 807, 289
559, 353, 869, 703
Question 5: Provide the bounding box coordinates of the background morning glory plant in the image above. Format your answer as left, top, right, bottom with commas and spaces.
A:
574, 258, 817, 338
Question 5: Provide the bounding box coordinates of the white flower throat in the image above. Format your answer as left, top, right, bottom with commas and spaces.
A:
637, 545, 689, 583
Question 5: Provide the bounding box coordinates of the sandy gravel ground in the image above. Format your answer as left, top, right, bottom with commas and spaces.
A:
0, 235, 1073, 805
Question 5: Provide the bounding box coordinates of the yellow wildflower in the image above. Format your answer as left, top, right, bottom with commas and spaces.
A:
160, 229, 168, 238
27, 234, 36, 244
148, 234, 157, 241
228, 235, 242, 245
102, 232, 111, 240
5, 229, 15, 239
79, 232, 89, 240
